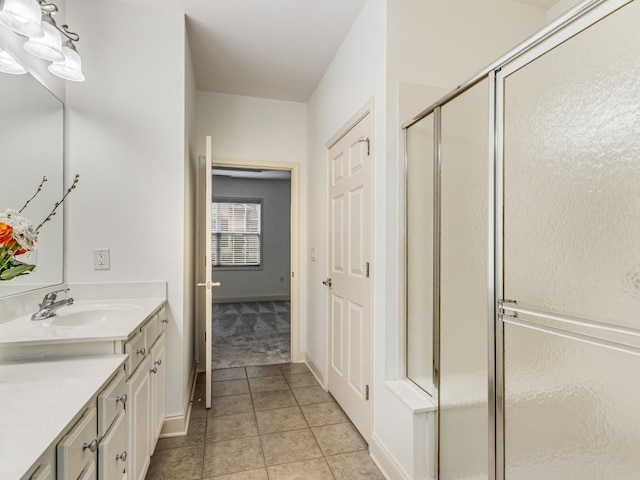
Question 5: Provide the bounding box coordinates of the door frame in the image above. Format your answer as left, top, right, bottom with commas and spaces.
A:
324, 98, 375, 438
197, 157, 303, 368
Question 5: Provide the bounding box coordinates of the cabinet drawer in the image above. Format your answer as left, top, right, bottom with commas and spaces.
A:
143, 314, 159, 350
57, 407, 98, 480
30, 464, 53, 480
98, 369, 127, 436
98, 412, 127, 480
158, 306, 168, 333
77, 460, 96, 480
125, 332, 146, 376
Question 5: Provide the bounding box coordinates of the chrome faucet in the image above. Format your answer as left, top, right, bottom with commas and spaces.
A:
31, 288, 74, 321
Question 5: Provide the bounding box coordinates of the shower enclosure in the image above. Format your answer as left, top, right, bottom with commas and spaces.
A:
404, 0, 640, 478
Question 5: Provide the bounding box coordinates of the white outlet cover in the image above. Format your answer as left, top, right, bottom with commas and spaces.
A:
93, 248, 110, 270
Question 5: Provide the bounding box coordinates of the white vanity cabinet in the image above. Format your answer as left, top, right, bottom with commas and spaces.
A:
57, 408, 98, 480
124, 306, 167, 480
149, 331, 166, 452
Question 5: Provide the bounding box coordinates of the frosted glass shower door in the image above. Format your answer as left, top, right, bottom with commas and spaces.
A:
502, 2, 640, 478
439, 80, 490, 480
405, 113, 435, 395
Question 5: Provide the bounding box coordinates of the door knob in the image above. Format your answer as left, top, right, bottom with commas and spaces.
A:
322, 278, 332, 287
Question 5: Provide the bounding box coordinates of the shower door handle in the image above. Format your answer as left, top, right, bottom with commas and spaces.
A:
197, 281, 221, 289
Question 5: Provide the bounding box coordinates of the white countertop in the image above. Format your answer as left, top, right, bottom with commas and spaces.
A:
0, 355, 127, 480
0, 298, 165, 347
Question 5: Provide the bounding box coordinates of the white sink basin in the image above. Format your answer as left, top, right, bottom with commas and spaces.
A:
50, 304, 143, 327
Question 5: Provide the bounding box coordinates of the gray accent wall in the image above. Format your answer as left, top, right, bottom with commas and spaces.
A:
213, 176, 291, 302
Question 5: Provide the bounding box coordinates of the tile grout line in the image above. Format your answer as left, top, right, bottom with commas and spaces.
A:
281, 364, 337, 480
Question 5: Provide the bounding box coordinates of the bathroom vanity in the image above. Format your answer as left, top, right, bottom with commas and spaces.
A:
0, 290, 167, 480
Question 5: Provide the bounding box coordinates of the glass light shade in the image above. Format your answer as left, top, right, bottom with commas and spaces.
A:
23, 16, 64, 62
48, 43, 84, 82
0, 0, 44, 38
0, 47, 27, 74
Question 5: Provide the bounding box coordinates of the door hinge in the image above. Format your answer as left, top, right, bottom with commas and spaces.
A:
366, 262, 370, 278
204, 332, 206, 342
292, 271, 295, 278
358, 138, 370, 156
365, 385, 370, 400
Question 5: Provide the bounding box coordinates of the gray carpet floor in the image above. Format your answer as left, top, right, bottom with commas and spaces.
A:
212, 301, 291, 368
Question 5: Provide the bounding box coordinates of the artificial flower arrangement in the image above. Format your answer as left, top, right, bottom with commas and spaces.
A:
0, 174, 79, 281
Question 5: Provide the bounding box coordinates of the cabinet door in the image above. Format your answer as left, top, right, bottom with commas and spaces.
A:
98, 412, 127, 480
149, 333, 166, 454
127, 355, 150, 480
57, 408, 98, 480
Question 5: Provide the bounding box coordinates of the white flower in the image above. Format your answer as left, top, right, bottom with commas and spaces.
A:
0, 209, 37, 249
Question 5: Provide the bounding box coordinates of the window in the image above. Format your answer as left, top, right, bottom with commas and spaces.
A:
212, 201, 261, 267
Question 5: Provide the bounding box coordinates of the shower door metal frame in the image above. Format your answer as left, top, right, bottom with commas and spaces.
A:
402, 1, 634, 479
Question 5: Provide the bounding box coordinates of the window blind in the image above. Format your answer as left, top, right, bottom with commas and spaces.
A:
212, 201, 261, 266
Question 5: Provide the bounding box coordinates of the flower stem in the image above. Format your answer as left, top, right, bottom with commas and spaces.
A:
18, 176, 48, 214
36, 174, 80, 232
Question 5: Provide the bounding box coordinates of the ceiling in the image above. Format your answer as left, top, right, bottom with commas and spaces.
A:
124, 0, 367, 102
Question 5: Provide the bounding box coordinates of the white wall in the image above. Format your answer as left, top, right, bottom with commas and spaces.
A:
183, 25, 197, 415
547, 0, 585, 22
212, 177, 291, 301
64, 0, 191, 417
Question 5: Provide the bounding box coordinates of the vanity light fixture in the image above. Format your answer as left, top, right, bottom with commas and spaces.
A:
0, 45, 27, 74
0, 0, 43, 38
0, 0, 84, 81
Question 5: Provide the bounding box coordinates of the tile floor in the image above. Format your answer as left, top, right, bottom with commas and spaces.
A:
146, 363, 385, 480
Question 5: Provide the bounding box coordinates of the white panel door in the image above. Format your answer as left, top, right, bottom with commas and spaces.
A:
197, 136, 217, 409
327, 111, 373, 441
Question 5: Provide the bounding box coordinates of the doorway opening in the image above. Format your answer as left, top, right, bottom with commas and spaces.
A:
211, 166, 293, 369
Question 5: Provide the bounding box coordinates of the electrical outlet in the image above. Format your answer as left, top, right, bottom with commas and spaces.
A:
93, 248, 110, 270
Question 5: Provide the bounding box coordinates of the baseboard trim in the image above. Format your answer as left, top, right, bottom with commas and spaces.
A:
370, 433, 411, 480
304, 351, 326, 389
215, 295, 290, 304
159, 364, 197, 438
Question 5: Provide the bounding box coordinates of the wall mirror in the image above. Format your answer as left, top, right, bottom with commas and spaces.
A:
0, 63, 64, 298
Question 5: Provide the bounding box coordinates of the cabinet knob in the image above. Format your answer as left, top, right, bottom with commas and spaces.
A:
116, 451, 127, 462
150, 367, 158, 374
116, 393, 128, 409
82, 439, 98, 453
161, 318, 168, 324
136, 347, 146, 356
155, 359, 162, 366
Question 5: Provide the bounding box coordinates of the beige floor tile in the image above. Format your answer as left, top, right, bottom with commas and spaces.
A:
208, 394, 254, 417
209, 469, 268, 479
325, 451, 384, 479
213, 379, 250, 397
206, 413, 259, 442
261, 429, 323, 466
191, 396, 208, 419
291, 386, 334, 405
203, 437, 265, 477
146, 445, 204, 480
279, 363, 311, 376
255, 406, 308, 434
246, 365, 283, 378
155, 417, 206, 450
267, 458, 335, 479
301, 402, 349, 427
249, 376, 289, 393
213, 367, 247, 381
252, 389, 297, 411
285, 372, 319, 388
312, 423, 367, 456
